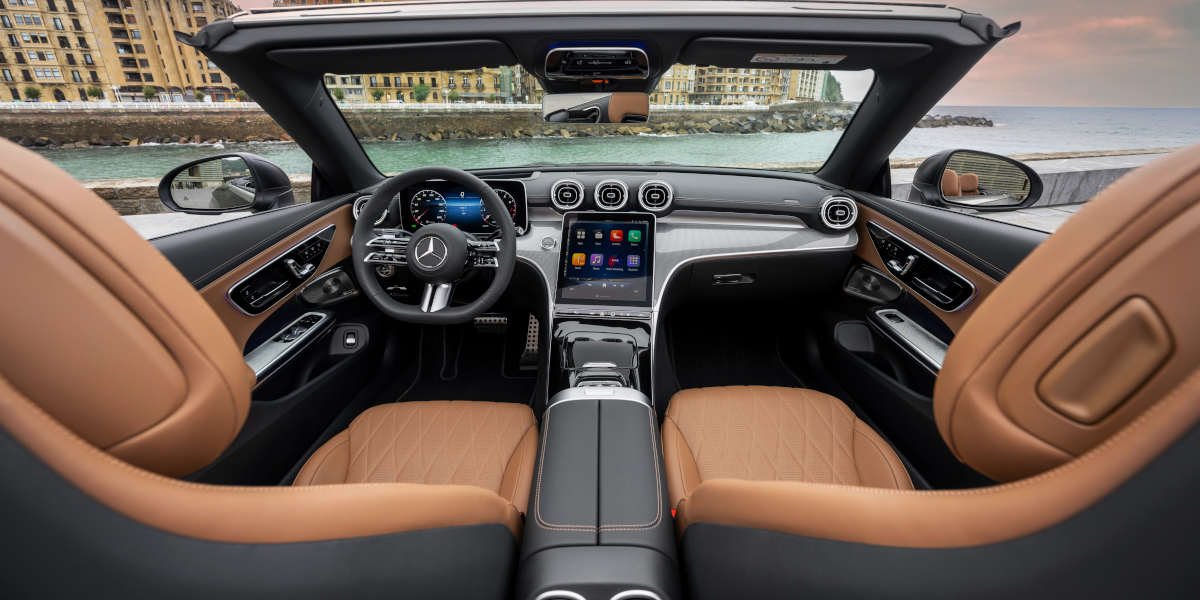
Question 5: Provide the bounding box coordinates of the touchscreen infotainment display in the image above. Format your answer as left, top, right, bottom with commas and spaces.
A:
557, 213, 654, 306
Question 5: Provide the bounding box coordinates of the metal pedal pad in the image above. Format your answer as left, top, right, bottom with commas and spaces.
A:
473, 313, 508, 334
520, 314, 540, 369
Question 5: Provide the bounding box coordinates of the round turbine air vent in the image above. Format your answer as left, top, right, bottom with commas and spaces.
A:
594, 179, 629, 210
637, 180, 674, 212
550, 179, 584, 211
819, 196, 858, 231
352, 195, 388, 225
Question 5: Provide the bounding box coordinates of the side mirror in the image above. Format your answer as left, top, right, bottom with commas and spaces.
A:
908, 149, 1042, 212
543, 92, 649, 124
158, 153, 294, 214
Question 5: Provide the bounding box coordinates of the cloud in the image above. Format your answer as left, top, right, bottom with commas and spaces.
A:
943, 0, 1200, 106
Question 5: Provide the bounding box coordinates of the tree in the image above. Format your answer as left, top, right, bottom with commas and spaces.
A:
412, 84, 431, 103
142, 85, 159, 101
194, 90, 206, 101
370, 88, 385, 102
23, 86, 41, 101
331, 87, 345, 102
821, 72, 843, 103
86, 85, 104, 100
235, 90, 249, 102
488, 94, 499, 103
447, 90, 461, 103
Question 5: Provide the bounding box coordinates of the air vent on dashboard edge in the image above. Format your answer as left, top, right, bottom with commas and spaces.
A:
594, 179, 629, 210
819, 196, 858, 231
352, 195, 387, 225
550, 179, 584, 211
637, 180, 673, 212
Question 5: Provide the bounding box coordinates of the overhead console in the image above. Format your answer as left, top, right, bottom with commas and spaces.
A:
544, 46, 650, 80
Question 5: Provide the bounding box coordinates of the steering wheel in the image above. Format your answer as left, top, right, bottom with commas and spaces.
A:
350, 166, 516, 324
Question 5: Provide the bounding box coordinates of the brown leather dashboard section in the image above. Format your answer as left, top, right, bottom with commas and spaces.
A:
853, 205, 998, 333
198, 205, 353, 351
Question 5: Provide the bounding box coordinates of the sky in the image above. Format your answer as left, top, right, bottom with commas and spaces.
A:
235, 0, 1200, 108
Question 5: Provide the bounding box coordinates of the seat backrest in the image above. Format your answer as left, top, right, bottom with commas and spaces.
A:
941, 168, 960, 196
935, 144, 1200, 481
958, 172, 979, 195
0, 140, 253, 477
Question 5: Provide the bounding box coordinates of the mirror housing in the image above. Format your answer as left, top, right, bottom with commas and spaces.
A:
543, 92, 649, 124
158, 153, 294, 215
908, 149, 1042, 212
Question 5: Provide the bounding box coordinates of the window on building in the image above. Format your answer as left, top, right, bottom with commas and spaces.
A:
76, 36, 87, 48
131, 29, 141, 39
57, 36, 69, 48
407, 76, 413, 86
82, 53, 92, 65
70, 69, 79, 81
77, 87, 86, 100
64, 53, 74, 65
382, 76, 390, 86
53, 17, 63, 29
133, 44, 144, 53
1, 69, 12, 82
191, 1, 201, 10
124, 71, 141, 81
88, 70, 97, 82
47, 0, 57, 9
210, 73, 220, 83
143, 72, 151, 81
138, 58, 148, 67
195, 16, 206, 26
6, 34, 18, 47
0, 15, 11, 27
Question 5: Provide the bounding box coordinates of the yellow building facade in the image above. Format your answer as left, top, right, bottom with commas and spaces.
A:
0, 0, 241, 102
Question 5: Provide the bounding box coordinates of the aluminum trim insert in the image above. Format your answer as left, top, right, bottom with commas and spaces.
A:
866, 221, 978, 312
244, 311, 332, 385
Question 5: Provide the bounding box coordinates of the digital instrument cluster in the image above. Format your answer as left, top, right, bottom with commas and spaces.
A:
399, 179, 528, 235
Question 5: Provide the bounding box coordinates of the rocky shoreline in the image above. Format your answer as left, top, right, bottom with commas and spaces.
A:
5, 110, 991, 148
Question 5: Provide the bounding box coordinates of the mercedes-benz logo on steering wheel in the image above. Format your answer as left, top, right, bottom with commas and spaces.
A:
414, 235, 448, 270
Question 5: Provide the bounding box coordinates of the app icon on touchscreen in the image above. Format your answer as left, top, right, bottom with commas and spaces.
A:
626, 255, 640, 267
608, 256, 621, 267
575, 229, 586, 241
593, 230, 604, 241
610, 230, 623, 242
571, 253, 586, 266
590, 254, 604, 266
628, 230, 642, 243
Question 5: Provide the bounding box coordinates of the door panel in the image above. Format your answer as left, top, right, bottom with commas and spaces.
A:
198, 205, 354, 351
153, 197, 355, 289
853, 204, 999, 333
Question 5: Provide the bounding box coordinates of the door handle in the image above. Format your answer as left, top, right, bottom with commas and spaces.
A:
712, 273, 755, 285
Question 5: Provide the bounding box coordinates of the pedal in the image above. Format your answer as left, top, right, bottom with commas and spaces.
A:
473, 313, 508, 334
520, 314, 540, 370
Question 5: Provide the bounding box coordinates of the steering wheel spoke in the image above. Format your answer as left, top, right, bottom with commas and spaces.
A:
420, 282, 454, 313
467, 238, 502, 269
363, 228, 410, 266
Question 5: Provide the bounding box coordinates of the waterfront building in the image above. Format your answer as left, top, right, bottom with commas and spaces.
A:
784, 68, 827, 102
691, 67, 787, 106
649, 64, 694, 105
0, 0, 242, 102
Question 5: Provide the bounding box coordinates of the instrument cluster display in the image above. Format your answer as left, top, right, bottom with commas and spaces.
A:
399, 179, 527, 235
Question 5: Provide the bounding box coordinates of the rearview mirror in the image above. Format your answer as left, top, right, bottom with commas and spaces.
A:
908, 150, 1042, 212
158, 153, 295, 214
542, 92, 649, 124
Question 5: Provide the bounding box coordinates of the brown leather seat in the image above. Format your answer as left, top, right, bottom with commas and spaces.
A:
663, 386, 911, 511
667, 143, 1200, 552
0, 140, 534, 548
295, 401, 538, 512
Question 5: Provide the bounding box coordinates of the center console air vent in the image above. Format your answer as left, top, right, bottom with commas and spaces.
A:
637, 181, 673, 212
819, 196, 858, 231
594, 179, 628, 210
550, 179, 585, 211
545, 47, 650, 80
352, 195, 387, 225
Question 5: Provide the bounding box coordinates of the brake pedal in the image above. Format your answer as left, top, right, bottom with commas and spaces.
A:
473, 313, 508, 334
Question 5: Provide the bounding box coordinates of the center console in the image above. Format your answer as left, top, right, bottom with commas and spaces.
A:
516, 213, 679, 600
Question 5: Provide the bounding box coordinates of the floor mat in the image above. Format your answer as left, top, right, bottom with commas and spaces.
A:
668, 308, 806, 390
400, 321, 537, 404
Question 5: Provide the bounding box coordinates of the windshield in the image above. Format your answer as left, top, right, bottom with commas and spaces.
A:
327, 64, 874, 173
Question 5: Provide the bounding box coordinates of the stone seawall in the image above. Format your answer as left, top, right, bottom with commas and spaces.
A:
0, 102, 990, 147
